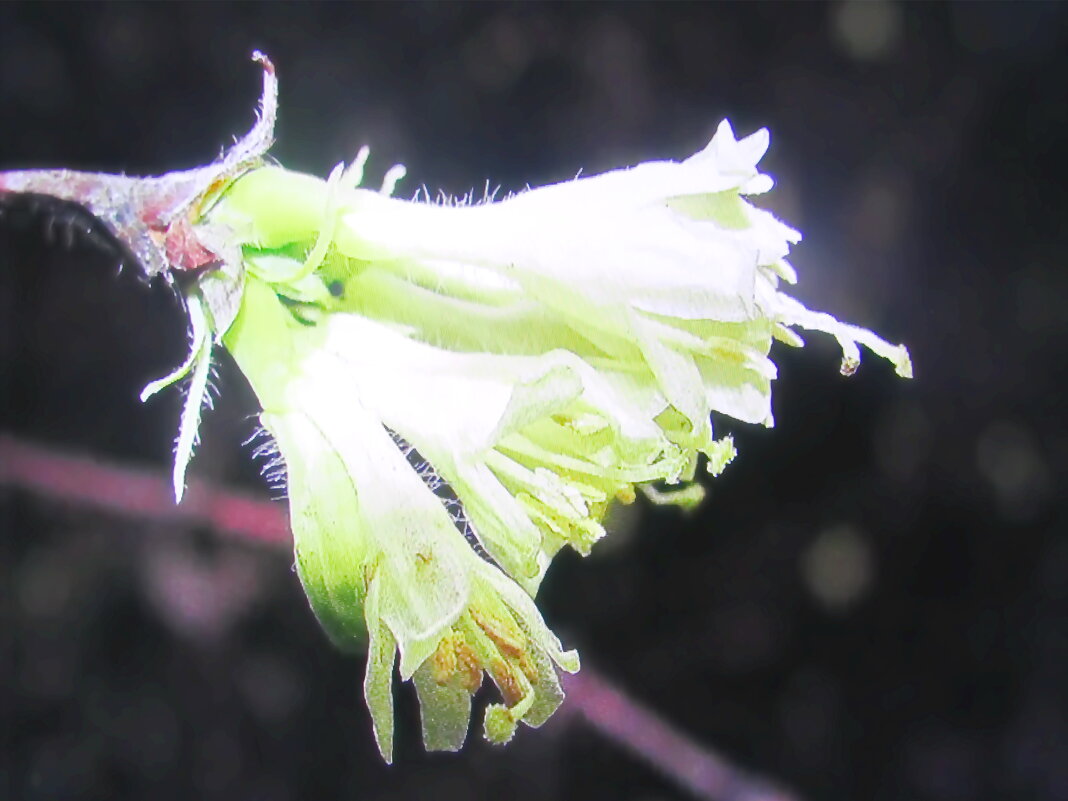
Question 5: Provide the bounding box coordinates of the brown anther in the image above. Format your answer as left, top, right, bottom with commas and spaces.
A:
489, 659, 525, 708
517, 650, 539, 685
454, 640, 483, 693
430, 633, 483, 693
431, 636, 458, 684
470, 608, 526, 660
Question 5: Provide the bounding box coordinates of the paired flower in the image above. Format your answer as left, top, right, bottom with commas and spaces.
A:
3, 54, 911, 760
198, 113, 909, 759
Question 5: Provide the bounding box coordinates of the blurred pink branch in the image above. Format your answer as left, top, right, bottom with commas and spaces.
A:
0, 432, 289, 545
0, 431, 800, 801
562, 670, 797, 801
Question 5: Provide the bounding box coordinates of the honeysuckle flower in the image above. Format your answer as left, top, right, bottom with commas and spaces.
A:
1, 53, 912, 760
203, 113, 909, 753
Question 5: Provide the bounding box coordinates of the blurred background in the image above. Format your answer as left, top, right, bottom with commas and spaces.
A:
2, 3, 1066, 800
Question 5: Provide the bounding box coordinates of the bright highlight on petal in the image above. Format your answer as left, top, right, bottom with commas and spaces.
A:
200, 112, 912, 759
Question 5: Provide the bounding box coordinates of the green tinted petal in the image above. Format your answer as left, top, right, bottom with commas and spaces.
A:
412, 660, 473, 752
363, 581, 397, 764
515, 641, 566, 729
479, 561, 580, 675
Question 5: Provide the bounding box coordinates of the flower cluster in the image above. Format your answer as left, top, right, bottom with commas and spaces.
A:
194, 117, 909, 760
4, 54, 909, 760
191, 117, 910, 760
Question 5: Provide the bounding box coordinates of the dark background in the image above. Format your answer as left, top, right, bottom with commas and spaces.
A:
2, 3, 1066, 800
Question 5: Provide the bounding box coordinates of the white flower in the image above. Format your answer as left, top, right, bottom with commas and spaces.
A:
194, 115, 911, 759
13, 51, 907, 761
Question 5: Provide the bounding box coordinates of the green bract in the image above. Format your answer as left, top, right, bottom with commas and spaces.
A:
173, 119, 911, 760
